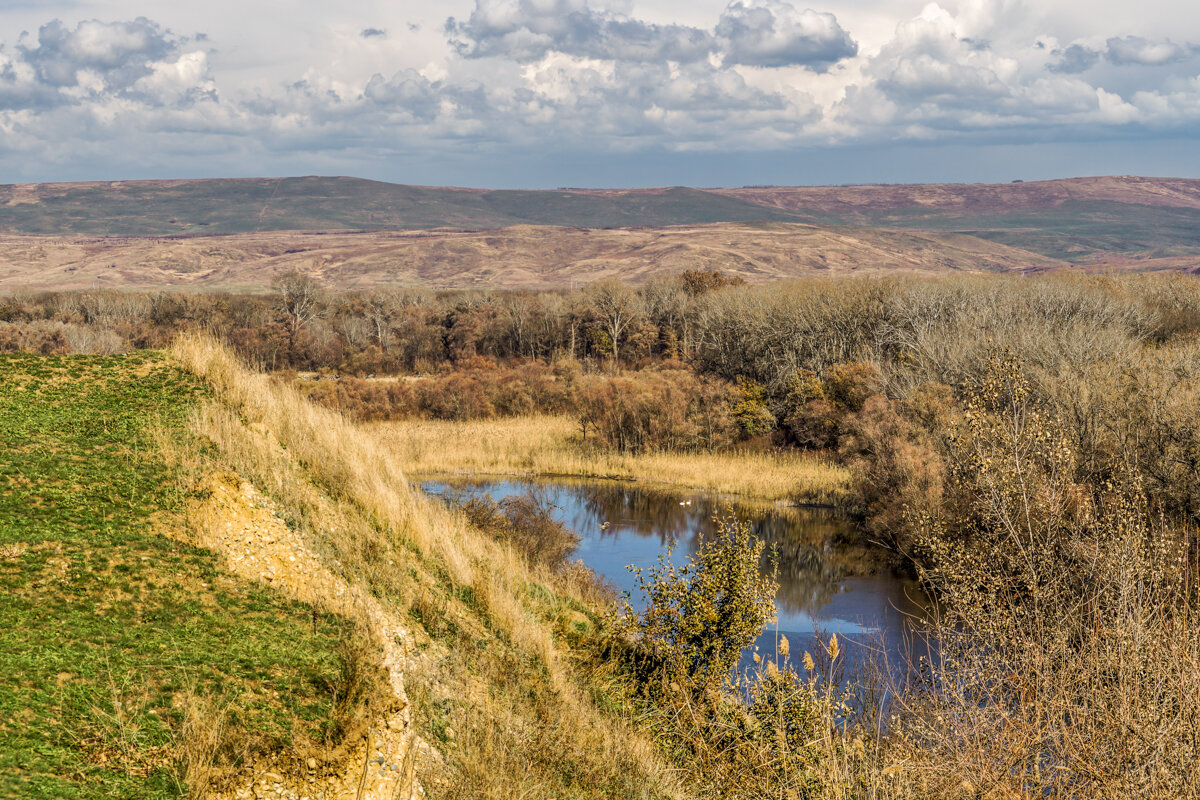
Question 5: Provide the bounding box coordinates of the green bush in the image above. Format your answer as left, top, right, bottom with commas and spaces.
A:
620, 514, 777, 693
729, 377, 775, 438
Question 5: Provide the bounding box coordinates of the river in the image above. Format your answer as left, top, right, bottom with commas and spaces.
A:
422, 478, 926, 677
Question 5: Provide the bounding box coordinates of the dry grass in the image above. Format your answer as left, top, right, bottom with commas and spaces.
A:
175, 693, 229, 800
168, 333, 685, 799
369, 414, 850, 504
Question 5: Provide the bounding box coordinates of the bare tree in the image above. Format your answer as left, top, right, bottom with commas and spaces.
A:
362, 289, 400, 351
586, 279, 643, 362
338, 314, 374, 349
500, 291, 536, 358
272, 270, 323, 342
77, 290, 151, 327
640, 275, 691, 357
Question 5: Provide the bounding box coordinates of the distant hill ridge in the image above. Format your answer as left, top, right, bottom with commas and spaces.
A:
3, 174, 1200, 238
3, 175, 1200, 289
0, 177, 806, 236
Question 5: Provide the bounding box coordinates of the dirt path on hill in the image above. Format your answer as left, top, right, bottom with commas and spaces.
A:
186, 473, 429, 800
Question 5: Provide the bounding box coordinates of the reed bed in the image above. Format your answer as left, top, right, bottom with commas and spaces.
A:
369, 414, 850, 504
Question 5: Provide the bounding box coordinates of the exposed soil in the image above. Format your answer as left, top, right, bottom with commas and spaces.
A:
185, 473, 431, 800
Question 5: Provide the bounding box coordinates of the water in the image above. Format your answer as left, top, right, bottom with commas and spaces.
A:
422, 478, 926, 676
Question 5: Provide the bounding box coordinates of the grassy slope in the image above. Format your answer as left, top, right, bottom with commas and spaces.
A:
833, 201, 1200, 261
369, 415, 850, 504
0, 353, 355, 799
168, 335, 686, 799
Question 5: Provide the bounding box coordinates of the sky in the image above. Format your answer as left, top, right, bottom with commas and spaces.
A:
0, 0, 1198, 187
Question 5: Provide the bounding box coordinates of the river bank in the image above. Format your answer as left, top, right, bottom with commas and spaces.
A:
369, 414, 851, 506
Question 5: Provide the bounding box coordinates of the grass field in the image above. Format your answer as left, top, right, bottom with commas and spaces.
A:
0, 352, 356, 799
170, 334, 686, 799
368, 415, 851, 504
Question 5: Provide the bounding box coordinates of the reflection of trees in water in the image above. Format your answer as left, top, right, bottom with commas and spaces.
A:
571, 483, 892, 616
577, 484, 707, 548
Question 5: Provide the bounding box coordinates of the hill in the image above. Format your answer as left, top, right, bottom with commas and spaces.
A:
715, 177, 1200, 262
0, 177, 803, 236
3, 175, 1200, 289
2, 340, 698, 798
0, 222, 1072, 291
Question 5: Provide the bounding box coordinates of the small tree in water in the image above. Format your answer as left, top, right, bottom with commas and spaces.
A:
620, 513, 777, 694
618, 514, 846, 798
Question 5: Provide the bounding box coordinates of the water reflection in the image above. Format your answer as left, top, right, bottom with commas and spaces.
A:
422, 478, 925, 674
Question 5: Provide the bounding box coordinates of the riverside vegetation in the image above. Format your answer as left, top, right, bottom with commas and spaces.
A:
3, 270, 1200, 798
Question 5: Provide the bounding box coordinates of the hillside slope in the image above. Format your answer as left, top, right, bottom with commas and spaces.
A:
713, 176, 1200, 215
0, 222, 1073, 291
4, 175, 1200, 287
1, 340, 689, 798
716, 178, 1200, 263
6, 175, 1200, 240
0, 352, 374, 798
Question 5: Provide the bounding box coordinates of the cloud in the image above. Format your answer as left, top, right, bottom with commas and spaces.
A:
1048, 43, 1099, 74
715, 1, 857, 69
132, 51, 217, 105
446, 0, 713, 63
0, 17, 214, 112
20, 18, 178, 89
3, 6, 1200, 184
839, 3, 1176, 138
447, 0, 856, 71
363, 69, 442, 120
1106, 35, 1195, 66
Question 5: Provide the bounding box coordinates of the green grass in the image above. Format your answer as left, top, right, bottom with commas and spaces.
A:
0, 352, 354, 799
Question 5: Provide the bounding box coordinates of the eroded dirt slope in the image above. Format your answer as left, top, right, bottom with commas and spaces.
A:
186, 473, 427, 800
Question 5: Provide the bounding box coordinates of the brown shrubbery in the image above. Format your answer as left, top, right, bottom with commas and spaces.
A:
885, 356, 1200, 799
460, 494, 581, 570
577, 369, 737, 453
294, 359, 578, 422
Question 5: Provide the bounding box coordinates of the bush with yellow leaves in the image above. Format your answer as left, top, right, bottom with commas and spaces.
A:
619, 512, 778, 694
889, 353, 1200, 800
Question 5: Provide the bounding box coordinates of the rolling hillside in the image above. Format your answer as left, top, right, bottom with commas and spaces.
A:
0, 178, 803, 236
3, 174, 1200, 288
0, 222, 1070, 291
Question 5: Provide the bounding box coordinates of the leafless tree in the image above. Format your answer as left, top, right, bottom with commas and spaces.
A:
362, 289, 400, 351
586, 279, 643, 362
640, 275, 691, 357
272, 270, 323, 341
77, 290, 151, 327
500, 291, 536, 358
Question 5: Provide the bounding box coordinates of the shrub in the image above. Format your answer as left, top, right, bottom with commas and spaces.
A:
839, 389, 947, 548
461, 494, 580, 569
577, 370, 736, 454
780, 361, 880, 450
620, 514, 777, 693
729, 377, 775, 439
889, 355, 1200, 799
297, 377, 416, 421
